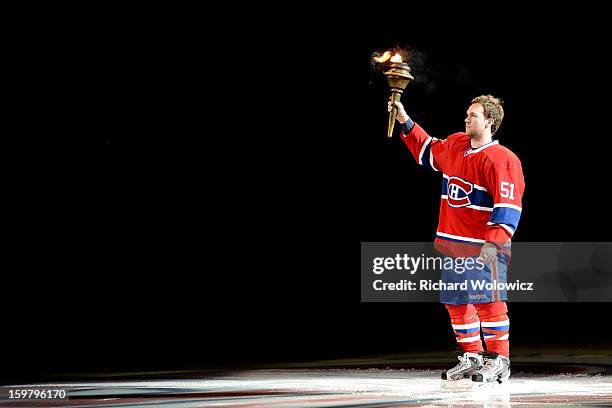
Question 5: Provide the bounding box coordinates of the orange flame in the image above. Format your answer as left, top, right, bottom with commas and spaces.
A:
390, 53, 402, 63
373, 51, 404, 64
373, 51, 392, 63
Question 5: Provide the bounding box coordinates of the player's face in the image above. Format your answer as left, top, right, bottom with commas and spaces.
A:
464, 103, 491, 137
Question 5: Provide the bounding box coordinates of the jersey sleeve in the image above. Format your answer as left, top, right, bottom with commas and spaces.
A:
483, 155, 525, 244
400, 123, 448, 173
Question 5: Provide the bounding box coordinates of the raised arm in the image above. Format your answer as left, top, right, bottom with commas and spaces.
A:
388, 100, 449, 173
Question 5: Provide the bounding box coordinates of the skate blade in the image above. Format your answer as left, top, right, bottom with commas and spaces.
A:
441, 378, 474, 390
471, 377, 510, 390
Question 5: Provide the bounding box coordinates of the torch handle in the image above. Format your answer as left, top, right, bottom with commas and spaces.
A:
387, 91, 401, 138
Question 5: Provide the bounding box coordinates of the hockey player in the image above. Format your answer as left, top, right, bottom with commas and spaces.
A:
388, 95, 524, 386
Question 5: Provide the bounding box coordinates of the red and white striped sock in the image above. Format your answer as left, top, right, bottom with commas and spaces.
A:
445, 304, 484, 354
475, 301, 510, 357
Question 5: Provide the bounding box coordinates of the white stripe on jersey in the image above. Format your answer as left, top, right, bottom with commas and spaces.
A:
494, 203, 523, 212
436, 231, 486, 244
418, 136, 432, 165
469, 204, 493, 212
440, 196, 493, 212
487, 222, 515, 235
429, 143, 438, 171
442, 173, 487, 191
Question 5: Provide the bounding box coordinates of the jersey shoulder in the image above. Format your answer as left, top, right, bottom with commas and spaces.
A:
445, 132, 470, 149
446, 132, 469, 142
483, 144, 522, 168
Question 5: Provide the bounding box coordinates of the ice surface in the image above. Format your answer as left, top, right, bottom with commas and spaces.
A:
8, 368, 612, 407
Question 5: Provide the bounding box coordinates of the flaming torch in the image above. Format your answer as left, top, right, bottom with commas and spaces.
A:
373, 51, 414, 138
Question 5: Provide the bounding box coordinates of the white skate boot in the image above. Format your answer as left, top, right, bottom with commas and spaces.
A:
471, 352, 511, 385
441, 351, 484, 388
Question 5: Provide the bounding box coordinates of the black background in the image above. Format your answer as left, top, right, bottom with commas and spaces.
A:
2, 12, 611, 382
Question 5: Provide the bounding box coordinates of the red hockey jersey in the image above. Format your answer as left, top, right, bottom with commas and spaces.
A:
401, 123, 524, 250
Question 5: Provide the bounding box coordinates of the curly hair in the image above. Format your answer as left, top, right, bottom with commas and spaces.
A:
471, 95, 504, 135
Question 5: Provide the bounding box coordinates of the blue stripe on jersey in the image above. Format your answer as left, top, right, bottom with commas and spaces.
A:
454, 327, 480, 334
489, 207, 521, 230
473, 189, 494, 208
421, 140, 435, 172
441, 178, 493, 209
402, 118, 415, 133
436, 233, 483, 246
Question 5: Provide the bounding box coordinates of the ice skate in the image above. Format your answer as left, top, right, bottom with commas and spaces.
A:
441, 350, 483, 389
471, 351, 510, 386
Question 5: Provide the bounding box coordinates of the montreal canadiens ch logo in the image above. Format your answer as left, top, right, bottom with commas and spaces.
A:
447, 177, 473, 207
